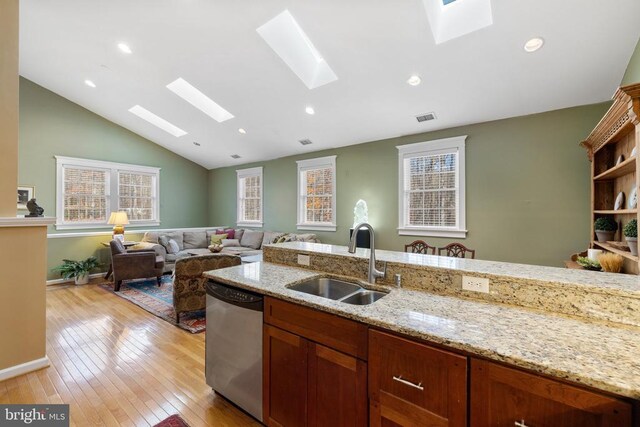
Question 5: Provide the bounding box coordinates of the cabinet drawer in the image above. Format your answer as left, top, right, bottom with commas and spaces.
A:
264, 297, 368, 359
470, 358, 632, 427
369, 329, 467, 427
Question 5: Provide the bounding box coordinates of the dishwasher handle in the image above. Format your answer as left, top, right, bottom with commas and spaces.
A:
206, 280, 264, 312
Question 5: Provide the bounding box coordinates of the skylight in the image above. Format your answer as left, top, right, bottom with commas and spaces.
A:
423, 0, 493, 44
128, 105, 187, 137
166, 78, 234, 123
257, 10, 338, 90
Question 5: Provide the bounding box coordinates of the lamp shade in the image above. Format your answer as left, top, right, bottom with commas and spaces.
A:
107, 211, 129, 225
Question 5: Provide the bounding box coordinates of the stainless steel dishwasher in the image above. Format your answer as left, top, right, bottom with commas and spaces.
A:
205, 280, 263, 422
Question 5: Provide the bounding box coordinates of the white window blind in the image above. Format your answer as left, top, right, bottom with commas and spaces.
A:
63, 167, 109, 223
56, 156, 160, 230
236, 167, 263, 227
118, 172, 155, 221
297, 156, 336, 231
397, 136, 467, 238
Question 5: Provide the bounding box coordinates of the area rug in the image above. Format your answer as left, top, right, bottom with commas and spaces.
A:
99, 276, 206, 333
153, 414, 190, 427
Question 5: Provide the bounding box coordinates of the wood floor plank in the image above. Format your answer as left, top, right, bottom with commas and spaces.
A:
0, 284, 259, 426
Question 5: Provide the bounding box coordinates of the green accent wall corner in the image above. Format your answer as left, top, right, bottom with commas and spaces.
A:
622, 36, 640, 86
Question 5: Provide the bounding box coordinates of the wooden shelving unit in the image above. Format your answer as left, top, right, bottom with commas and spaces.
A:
581, 83, 640, 274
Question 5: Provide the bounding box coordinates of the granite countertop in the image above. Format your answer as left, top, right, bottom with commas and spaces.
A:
204, 261, 640, 400
268, 242, 640, 297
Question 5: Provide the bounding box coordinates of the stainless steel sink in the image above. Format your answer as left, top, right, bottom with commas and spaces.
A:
288, 277, 387, 305
288, 278, 362, 300
340, 290, 386, 305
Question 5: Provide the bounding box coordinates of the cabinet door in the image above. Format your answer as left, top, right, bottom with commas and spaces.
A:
264, 325, 308, 427
308, 342, 367, 427
470, 359, 632, 427
369, 330, 467, 427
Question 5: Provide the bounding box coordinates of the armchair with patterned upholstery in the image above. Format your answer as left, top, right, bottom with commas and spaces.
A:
109, 239, 165, 291
173, 254, 241, 322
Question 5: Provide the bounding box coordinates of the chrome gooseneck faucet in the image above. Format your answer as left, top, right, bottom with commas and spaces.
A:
348, 222, 386, 283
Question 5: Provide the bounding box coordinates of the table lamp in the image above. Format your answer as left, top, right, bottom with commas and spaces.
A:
107, 211, 129, 238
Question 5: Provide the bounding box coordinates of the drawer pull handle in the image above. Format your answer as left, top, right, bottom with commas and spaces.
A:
392, 375, 424, 391
514, 421, 528, 427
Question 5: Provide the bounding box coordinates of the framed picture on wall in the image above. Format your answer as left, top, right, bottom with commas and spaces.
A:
17, 186, 35, 210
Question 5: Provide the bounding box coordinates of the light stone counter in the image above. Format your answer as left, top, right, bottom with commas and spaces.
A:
205, 260, 640, 400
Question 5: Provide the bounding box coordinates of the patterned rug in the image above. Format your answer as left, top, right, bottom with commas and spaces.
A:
153, 414, 190, 427
100, 276, 206, 333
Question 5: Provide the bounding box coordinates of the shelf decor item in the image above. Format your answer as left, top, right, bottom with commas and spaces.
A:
614, 192, 625, 210
594, 217, 618, 242
52, 256, 101, 285
628, 187, 637, 209
576, 256, 602, 271
616, 154, 625, 166
598, 253, 624, 273
624, 219, 638, 256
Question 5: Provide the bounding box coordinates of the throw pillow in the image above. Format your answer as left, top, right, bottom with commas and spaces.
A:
210, 233, 228, 245
234, 229, 245, 241
222, 238, 241, 247
275, 235, 289, 244
141, 232, 159, 244
183, 231, 207, 249
262, 231, 285, 247
240, 229, 264, 250
217, 228, 235, 239
163, 231, 184, 250
159, 235, 170, 251
167, 239, 180, 254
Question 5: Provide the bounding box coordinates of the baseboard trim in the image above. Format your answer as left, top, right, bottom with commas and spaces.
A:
0, 356, 50, 382
46, 272, 105, 286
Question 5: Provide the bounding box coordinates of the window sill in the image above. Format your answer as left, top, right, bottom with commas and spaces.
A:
237, 221, 263, 228
398, 227, 467, 238
297, 223, 337, 232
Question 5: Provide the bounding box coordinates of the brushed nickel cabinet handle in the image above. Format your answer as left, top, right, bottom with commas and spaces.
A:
392, 375, 424, 391
514, 420, 528, 427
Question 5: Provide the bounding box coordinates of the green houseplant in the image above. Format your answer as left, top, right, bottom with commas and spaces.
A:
53, 257, 100, 285
624, 219, 638, 256
594, 217, 618, 242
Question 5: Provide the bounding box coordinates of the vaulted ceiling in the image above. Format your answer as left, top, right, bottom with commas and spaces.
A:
19, 0, 640, 169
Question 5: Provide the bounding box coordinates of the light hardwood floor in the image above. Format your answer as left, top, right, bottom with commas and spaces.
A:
0, 283, 260, 427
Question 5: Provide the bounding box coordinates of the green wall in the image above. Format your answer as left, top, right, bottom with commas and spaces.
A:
622, 36, 640, 85
209, 103, 610, 267
18, 78, 211, 279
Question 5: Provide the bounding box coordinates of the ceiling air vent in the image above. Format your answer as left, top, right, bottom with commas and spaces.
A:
231, 154, 241, 159
299, 139, 313, 146
416, 112, 437, 123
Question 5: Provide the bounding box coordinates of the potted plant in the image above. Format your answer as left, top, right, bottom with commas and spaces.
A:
53, 257, 100, 285
594, 217, 618, 242
624, 219, 637, 256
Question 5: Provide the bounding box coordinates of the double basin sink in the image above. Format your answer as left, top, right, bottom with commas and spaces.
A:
287, 277, 386, 305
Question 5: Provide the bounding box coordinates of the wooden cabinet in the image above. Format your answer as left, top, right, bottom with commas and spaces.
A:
368, 329, 468, 427
582, 83, 640, 273
263, 298, 368, 427
470, 359, 632, 427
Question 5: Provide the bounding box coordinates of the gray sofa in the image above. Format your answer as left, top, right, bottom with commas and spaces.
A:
133, 228, 320, 271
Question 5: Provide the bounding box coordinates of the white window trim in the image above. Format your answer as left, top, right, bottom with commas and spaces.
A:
55, 156, 161, 230
396, 136, 467, 239
296, 155, 337, 232
236, 166, 264, 228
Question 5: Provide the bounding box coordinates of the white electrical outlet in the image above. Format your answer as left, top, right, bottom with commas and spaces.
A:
462, 275, 490, 293
297, 254, 310, 266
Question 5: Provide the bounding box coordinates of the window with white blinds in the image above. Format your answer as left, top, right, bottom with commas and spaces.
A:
56, 156, 160, 229
397, 136, 467, 238
297, 156, 336, 231
236, 167, 263, 227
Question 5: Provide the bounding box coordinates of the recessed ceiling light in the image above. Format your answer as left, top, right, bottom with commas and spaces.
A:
238, 128, 247, 134
118, 43, 132, 54
84, 79, 96, 88
193, 142, 201, 146
524, 37, 544, 53
305, 106, 315, 115
299, 139, 313, 146
128, 105, 187, 137
257, 10, 338, 89
407, 75, 421, 86
167, 78, 234, 123
231, 154, 241, 159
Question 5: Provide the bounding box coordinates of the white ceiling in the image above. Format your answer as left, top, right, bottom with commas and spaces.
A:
19, 0, 640, 170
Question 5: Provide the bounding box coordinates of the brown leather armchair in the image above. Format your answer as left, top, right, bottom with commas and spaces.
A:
173, 254, 241, 322
109, 239, 165, 291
